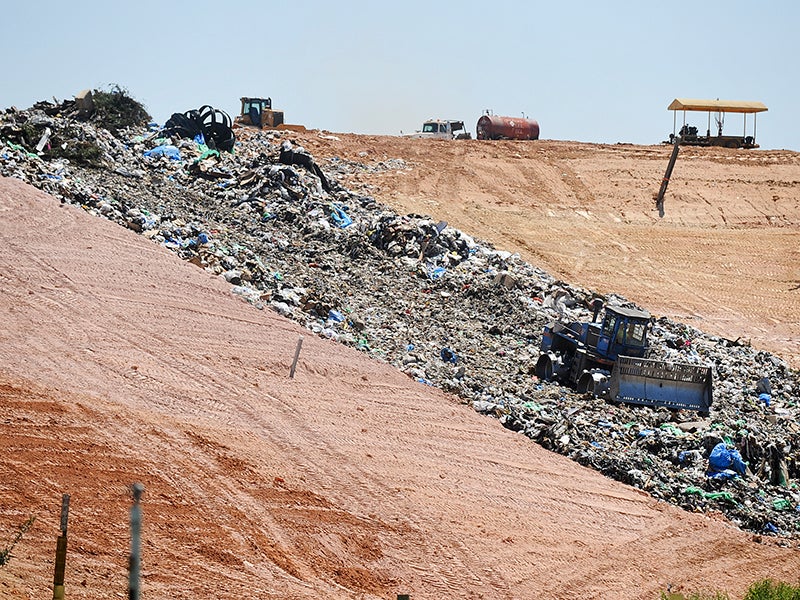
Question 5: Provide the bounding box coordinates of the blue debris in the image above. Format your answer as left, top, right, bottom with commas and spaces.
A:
763, 522, 779, 534
440, 347, 458, 364
143, 145, 181, 160
707, 442, 747, 479
427, 265, 446, 280
330, 203, 352, 228
327, 309, 345, 323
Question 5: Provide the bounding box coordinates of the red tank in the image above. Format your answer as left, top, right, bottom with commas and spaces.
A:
476, 115, 540, 140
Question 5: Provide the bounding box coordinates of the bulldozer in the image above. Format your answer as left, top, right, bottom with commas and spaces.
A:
535, 302, 713, 414
235, 97, 284, 129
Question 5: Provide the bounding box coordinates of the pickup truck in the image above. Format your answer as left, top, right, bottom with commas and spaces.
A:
403, 119, 471, 140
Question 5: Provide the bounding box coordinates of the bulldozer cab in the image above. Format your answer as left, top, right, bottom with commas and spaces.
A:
242, 97, 271, 116
596, 306, 650, 361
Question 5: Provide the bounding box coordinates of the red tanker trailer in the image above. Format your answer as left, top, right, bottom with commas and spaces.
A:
476, 114, 539, 140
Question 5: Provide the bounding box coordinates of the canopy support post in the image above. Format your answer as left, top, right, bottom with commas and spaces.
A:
754, 113, 757, 144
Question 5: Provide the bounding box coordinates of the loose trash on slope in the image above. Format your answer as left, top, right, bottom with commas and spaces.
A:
279, 140, 331, 192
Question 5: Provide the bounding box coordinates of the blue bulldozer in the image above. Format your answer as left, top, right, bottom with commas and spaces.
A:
535, 301, 713, 415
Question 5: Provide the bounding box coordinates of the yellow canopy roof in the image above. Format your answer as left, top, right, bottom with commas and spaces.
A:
668, 98, 768, 113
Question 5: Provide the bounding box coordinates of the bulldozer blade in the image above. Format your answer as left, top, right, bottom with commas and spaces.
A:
609, 356, 712, 414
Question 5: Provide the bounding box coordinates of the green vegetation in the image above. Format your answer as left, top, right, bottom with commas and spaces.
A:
91, 84, 151, 135
0, 516, 35, 567
745, 580, 800, 600
49, 138, 104, 167
662, 579, 800, 600
662, 591, 730, 600
16, 122, 42, 148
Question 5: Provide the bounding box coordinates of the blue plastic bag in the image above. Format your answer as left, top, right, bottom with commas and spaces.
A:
327, 309, 345, 323
330, 204, 352, 228
708, 443, 747, 477
144, 145, 181, 160
427, 266, 446, 280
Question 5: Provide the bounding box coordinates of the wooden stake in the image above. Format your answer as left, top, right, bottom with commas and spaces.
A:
129, 483, 144, 600
52, 494, 70, 600
656, 138, 680, 218
289, 336, 304, 378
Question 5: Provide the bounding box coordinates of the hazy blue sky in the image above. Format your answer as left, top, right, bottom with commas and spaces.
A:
2, 1, 797, 150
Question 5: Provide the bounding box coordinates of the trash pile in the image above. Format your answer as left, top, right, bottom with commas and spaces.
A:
2, 95, 799, 541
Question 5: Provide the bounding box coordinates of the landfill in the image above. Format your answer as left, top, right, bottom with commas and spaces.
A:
1, 92, 799, 541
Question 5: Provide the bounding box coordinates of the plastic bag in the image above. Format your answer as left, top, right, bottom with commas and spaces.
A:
708, 442, 747, 476
329, 204, 352, 228
143, 145, 181, 160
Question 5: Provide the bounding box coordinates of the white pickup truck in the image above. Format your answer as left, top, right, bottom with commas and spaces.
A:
403, 119, 471, 140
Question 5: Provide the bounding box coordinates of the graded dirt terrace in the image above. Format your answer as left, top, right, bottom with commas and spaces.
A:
0, 132, 799, 600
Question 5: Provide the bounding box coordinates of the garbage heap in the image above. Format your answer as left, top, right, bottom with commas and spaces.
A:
2, 98, 799, 541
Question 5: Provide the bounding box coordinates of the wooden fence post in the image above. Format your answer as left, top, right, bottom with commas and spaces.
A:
129, 483, 144, 600
289, 335, 304, 378
52, 494, 70, 600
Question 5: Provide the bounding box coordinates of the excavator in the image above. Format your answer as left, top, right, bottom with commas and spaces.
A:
535, 301, 713, 415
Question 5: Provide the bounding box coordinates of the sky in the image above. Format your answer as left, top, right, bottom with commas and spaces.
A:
2, 1, 798, 150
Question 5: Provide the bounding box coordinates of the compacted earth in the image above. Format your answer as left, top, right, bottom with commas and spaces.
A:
1, 121, 799, 600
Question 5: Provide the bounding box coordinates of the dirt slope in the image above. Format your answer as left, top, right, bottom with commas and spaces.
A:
293, 133, 800, 369
1, 172, 799, 599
